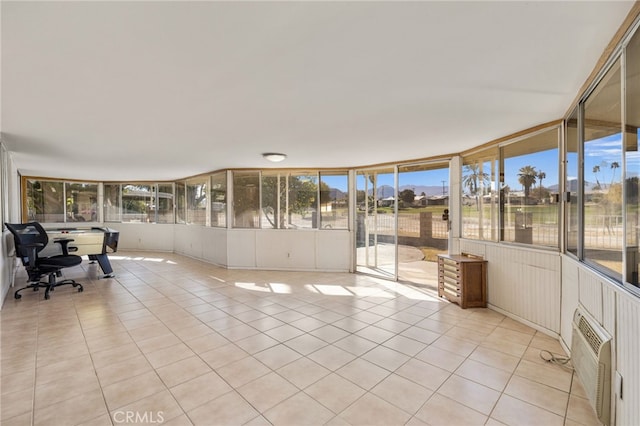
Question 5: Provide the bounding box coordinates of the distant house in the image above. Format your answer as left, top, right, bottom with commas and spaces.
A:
427, 195, 449, 206
413, 195, 427, 207
378, 196, 396, 207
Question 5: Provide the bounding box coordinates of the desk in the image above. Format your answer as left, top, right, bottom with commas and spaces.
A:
41, 227, 119, 278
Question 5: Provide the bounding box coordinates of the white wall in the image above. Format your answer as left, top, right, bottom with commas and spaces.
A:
459, 239, 562, 335
1, 149, 20, 307
173, 226, 351, 272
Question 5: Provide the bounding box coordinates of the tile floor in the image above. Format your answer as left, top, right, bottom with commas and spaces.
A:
1, 251, 601, 426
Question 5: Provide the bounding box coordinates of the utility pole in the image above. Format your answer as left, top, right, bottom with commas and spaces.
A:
441, 180, 446, 196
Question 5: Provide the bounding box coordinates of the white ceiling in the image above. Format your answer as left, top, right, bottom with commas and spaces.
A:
1, 1, 635, 181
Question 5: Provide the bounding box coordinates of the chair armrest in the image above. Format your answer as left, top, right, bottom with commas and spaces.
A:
53, 238, 75, 256
21, 243, 44, 269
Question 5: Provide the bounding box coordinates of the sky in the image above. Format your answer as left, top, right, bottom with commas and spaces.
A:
329, 132, 631, 195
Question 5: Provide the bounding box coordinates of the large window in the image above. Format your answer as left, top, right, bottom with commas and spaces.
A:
186, 178, 207, 225
462, 148, 499, 241
500, 128, 560, 247
566, 109, 579, 256
122, 184, 153, 223
626, 31, 640, 288
157, 184, 175, 224
210, 172, 227, 228
319, 172, 348, 229
583, 59, 622, 277
261, 171, 285, 229
24, 179, 98, 223
287, 172, 318, 229
233, 171, 260, 228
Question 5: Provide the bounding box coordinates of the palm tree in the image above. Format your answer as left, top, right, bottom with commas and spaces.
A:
518, 165, 537, 204
537, 171, 546, 198
593, 165, 601, 190
610, 162, 620, 186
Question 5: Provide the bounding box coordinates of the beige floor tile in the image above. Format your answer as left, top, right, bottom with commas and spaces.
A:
1, 368, 35, 396
253, 344, 303, 370
336, 358, 390, 390
277, 357, 331, 389
354, 325, 396, 344
95, 353, 154, 387
237, 372, 299, 412
361, 345, 410, 371
432, 335, 477, 357
309, 324, 352, 343
395, 358, 450, 391
33, 389, 109, 426
491, 394, 564, 426
566, 394, 600, 426
437, 374, 500, 415
304, 373, 366, 413
159, 413, 194, 426
187, 390, 259, 426
307, 344, 357, 371
415, 345, 466, 372
469, 345, 521, 373
338, 392, 412, 425
170, 372, 232, 412
156, 355, 212, 388
234, 332, 280, 354
333, 334, 377, 356
514, 358, 572, 392
504, 375, 569, 416
102, 370, 166, 411
0, 253, 600, 426
1, 412, 33, 426
91, 341, 142, 370
110, 389, 184, 424
264, 391, 335, 426
199, 343, 248, 369
414, 393, 487, 426
284, 333, 328, 355
1, 388, 34, 421
382, 334, 427, 356
145, 341, 196, 369
371, 373, 434, 415
34, 369, 102, 410
455, 359, 511, 392
216, 356, 271, 388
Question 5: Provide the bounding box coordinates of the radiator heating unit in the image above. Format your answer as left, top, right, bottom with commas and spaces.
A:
571, 307, 612, 426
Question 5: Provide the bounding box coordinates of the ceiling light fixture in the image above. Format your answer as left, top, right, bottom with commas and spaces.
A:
262, 153, 287, 162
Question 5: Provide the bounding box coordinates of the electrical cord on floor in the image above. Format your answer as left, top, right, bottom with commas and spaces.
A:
539, 349, 573, 369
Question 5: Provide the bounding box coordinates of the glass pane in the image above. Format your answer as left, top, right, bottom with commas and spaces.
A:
186, 178, 207, 225
462, 148, 499, 240
26, 179, 65, 223
566, 109, 579, 256
319, 172, 349, 229
175, 182, 186, 224
122, 184, 153, 223
261, 172, 285, 229
65, 182, 98, 222
626, 33, 640, 287
104, 184, 121, 222
157, 184, 174, 224
501, 128, 560, 247
233, 171, 260, 228
287, 173, 318, 229
583, 59, 622, 277
210, 172, 227, 228
356, 168, 396, 279
397, 163, 449, 285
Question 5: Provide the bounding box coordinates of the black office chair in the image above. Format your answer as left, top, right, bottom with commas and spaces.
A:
5, 222, 84, 300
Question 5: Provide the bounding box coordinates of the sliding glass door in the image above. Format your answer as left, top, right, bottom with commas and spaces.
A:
355, 168, 397, 279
